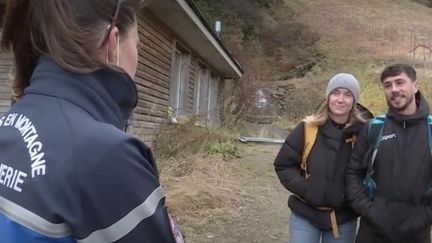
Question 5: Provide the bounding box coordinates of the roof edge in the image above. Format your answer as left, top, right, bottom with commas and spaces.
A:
182, 0, 243, 76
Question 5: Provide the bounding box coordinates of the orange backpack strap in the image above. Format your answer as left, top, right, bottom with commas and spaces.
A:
301, 122, 318, 178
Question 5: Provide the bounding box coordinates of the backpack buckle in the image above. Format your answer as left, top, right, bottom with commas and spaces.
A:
363, 176, 377, 200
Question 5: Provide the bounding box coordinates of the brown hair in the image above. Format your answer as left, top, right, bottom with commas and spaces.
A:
1, 0, 147, 99
380, 63, 416, 83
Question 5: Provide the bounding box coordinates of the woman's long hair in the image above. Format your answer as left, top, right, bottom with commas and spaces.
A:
304, 99, 369, 126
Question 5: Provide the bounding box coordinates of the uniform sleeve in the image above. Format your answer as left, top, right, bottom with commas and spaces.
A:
345, 124, 372, 216
71, 137, 176, 243
273, 122, 307, 198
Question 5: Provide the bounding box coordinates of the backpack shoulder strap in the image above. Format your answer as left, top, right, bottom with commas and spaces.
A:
301, 122, 318, 178
427, 115, 432, 154
368, 115, 386, 148
366, 114, 386, 176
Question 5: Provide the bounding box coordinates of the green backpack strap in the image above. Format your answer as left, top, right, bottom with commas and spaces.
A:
423, 115, 432, 204
366, 114, 386, 177
363, 115, 386, 200
428, 115, 432, 155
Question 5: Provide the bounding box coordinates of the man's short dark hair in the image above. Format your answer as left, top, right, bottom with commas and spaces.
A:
380, 63, 416, 83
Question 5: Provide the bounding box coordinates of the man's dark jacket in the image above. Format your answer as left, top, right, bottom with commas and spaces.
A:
346, 92, 432, 243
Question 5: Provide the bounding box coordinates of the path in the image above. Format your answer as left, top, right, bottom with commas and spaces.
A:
192, 143, 291, 243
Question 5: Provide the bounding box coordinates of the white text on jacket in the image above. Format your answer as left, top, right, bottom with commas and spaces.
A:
0, 113, 46, 178
0, 163, 27, 192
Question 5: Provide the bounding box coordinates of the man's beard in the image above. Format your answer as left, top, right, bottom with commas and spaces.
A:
387, 93, 414, 112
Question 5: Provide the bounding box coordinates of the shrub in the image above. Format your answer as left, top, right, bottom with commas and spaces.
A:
206, 141, 240, 160
152, 119, 238, 163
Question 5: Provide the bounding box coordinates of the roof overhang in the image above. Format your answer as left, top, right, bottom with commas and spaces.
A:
0, 0, 243, 78
146, 0, 243, 78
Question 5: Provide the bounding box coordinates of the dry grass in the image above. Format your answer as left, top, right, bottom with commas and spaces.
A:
277, 0, 432, 116
160, 143, 290, 243
152, 120, 237, 164
151, 121, 246, 240
160, 154, 247, 241
290, 0, 432, 57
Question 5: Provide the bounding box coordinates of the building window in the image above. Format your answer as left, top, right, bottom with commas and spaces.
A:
193, 64, 209, 118
208, 75, 219, 124
170, 44, 190, 118
193, 64, 221, 125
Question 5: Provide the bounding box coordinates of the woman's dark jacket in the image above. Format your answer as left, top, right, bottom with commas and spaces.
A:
274, 119, 364, 229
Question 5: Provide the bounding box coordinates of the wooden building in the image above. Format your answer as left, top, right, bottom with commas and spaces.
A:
0, 3, 11, 116
0, 0, 242, 143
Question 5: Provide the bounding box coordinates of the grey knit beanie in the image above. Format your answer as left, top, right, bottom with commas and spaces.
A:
325, 73, 360, 102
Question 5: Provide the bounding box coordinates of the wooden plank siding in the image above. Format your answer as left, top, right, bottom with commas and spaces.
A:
131, 11, 173, 143
132, 10, 227, 144
0, 15, 13, 116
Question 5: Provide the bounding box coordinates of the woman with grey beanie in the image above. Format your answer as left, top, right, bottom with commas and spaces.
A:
274, 73, 370, 243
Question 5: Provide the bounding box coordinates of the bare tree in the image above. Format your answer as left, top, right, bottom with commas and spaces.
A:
223, 53, 269, 127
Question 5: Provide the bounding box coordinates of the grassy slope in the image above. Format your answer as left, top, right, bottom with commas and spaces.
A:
284, 0, 432, 115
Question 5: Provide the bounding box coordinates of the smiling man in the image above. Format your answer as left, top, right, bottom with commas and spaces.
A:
346, 64, 432, 243
382, 67, 418, 115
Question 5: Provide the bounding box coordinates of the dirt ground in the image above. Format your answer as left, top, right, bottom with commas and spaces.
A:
217, 143, 290, 243
176, 143, 291, 243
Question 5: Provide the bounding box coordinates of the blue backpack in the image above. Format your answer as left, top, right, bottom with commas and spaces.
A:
363, 114, 432, 200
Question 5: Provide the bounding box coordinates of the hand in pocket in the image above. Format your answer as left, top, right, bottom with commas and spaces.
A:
365, 197, 392, 236
392, 204, 430, 241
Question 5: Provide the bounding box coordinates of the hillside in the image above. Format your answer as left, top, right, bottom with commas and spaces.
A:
196, 0, 432, 119
282, 0, 432, 116
195, 0, 320, 79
